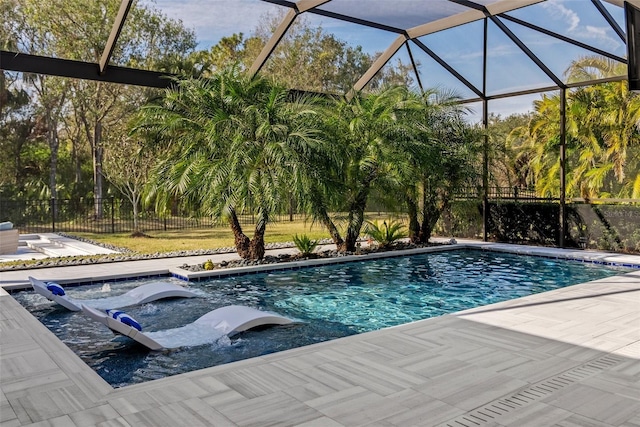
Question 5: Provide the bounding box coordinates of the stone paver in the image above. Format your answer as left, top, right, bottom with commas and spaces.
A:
1, 242, 639, 426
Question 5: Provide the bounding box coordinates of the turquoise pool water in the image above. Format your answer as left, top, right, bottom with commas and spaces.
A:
15, 249, 632, 387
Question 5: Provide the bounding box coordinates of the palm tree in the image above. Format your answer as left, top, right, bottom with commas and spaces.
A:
487, 112, 533, 189
511, 56, 640, 199
398, 89, 481, 243
134, 68, 325, 260
566, 57, 640, 197
307, 86, 420, 252
509, 93, 565, 197
304, 85, 479, 250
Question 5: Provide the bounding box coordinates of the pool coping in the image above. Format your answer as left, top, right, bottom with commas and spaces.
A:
2, 240, 640, 426
173, 243, 640, 282
4, 241, 640, 291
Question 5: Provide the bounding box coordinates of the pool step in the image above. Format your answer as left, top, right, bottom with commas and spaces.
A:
24, 234, 118, 257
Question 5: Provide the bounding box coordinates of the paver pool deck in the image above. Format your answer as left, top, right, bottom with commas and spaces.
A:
1, 241, 639, 426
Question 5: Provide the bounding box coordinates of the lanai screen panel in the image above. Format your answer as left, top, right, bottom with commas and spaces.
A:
8, 1, 116, 62
128, 0, 288, 71
2, 0, 635, 98
504, 1, 626, 56
414, 19, 486, 93
315, 0, 471, 29
138, 0, 286, 50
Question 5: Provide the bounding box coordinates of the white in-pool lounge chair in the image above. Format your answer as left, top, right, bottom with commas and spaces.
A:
81, 304, 293, 351
29, 276, 199, 312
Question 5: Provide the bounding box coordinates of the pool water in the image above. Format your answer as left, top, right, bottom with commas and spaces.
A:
15, 249, 632, 387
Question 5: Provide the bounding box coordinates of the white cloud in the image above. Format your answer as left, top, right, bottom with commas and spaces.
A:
542, 0, 580, 32
581, 25, 623, 51
540, 0, 622, 52
486, 43, 521, 58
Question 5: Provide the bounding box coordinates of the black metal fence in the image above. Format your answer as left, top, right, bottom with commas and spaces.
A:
454, 186, 554, 202
0, 197, 306, 234
437, 200, 640, 253
1, 188, 542, 235
8, 189, 636, 254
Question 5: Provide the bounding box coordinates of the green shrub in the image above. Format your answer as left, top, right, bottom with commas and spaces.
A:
365, 220, 407, 248
293, 234, 319, 256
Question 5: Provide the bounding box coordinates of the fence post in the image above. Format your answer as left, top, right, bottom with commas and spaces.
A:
51, 197, 56, 233
514, 186, 519, 201
289, 195, 294, 222
164, 215, 167, 231
111, 196, 115, 234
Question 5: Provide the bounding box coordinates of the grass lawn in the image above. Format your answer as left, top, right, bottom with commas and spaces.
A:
73, 220, 332, 254
0, 214, 407, 269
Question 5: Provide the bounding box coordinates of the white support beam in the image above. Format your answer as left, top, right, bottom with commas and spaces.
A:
485, 0, 545, 15
347, 34, 408, 99
249, 8, 298, 77
297, 0, 331, 12
99, 0, 133, 74
407, 9, 484, 39
407, 0, 544, 39
249, 0, 330, 77
603, 0, 640, 7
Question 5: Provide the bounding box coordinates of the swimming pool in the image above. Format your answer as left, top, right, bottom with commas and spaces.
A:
14, 249, 633, 387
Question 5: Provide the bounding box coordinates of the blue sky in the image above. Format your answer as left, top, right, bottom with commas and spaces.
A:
141, 0, 627, 122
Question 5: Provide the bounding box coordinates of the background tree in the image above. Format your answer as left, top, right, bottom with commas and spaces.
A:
0, 73, 35, 192
9, 1, 71, 200
245, 12, 414, 94
509, 93, 564, 197
566, 57, 640, 198
134, 70, 327, 260
3, 0, 196, 211
509, 56, 640, 199
487, 112, 533, 188
102, 134, 155, 234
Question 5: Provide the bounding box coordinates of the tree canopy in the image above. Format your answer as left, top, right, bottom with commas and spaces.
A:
503, 57, 640, 199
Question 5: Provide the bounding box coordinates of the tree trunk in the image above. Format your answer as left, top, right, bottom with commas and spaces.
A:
93, 121, 104, 219
420, 205, 436, 243
228, 208, 251, 259
72, 127, 82, 193
421, 196, 446, 243
308, 188, 344, 249
406, 196, 420, 244
48, 123, 59, 200
325, 218, 344, 248
415, 181, 430, 244
341, 181, 371, 252
317, 206, 344, 249
132, 193, 140, 232
249, 223, 266, 260
247, 209, 268, 260
343, 209, 364, 252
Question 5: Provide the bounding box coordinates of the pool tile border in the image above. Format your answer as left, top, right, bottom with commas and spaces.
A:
6, 242, 640, 293
170, 244, 462, 281
168, 243, 640, 283
475, 243, 640, 269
